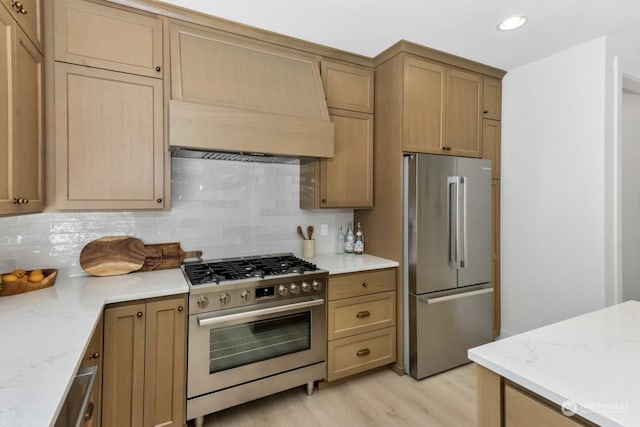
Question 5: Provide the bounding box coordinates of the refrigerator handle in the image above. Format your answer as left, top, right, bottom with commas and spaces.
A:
460, 176, 468, 268
447, 176, 460, 268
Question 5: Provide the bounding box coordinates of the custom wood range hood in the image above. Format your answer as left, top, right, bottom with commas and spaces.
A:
169, 23, 335, 163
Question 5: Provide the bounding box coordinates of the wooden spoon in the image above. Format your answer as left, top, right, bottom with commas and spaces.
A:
307, 225, 314, 240
297, 225, 307, 240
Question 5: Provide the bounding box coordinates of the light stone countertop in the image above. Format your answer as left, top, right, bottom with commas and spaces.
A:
0, 253, 397, 427
0, 269, 188, 427
309, 253, 399, 275
468, 300, 640, 427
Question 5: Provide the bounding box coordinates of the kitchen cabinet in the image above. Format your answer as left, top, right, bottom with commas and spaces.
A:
102, 295, 186, 427
402, 56, 482, 158
50, 0, 167, 211
483, 77, 502, 120
321, 59, 373, 113
0, 0, 42, 53
0, 4, 44, 216
301, 109, 373, 208
483, 118, 501, 335
53, 0, 163, 78
301, 59, 374, 209
326, 268, 397, 382
53, 62, 165, 210
81, 316, 103, 427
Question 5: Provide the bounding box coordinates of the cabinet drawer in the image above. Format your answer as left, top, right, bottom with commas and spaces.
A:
328, 291, 395, 340
505, 384, 586, 427
327, 327, 396, 382
54, 0, 163, 78
328, 268, 396, 300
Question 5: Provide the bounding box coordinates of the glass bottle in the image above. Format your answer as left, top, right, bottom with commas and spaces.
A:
336, 226, 345, 254
354, 222, 365, 255
344, 223, 355, 254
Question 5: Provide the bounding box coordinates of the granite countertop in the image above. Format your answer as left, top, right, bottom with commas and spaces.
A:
0, 269, 189, 427
469, 300, 640, 427
310, 253, 399, 275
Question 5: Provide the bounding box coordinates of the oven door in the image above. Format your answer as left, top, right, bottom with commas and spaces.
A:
188, 296, 326, 398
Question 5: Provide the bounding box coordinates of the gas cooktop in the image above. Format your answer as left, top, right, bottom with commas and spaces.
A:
183, 253, 320, 286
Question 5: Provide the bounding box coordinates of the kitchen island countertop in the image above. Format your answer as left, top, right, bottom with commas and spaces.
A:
0, 269, 188, 427
469, 300, 640, 427
310, 253, 399, 275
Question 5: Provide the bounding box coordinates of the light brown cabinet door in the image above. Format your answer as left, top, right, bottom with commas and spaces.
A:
103, 304, 146, 427
0, 0, 42, 53
321, 60, 373, 113
483, 119, 501, 179
54, 0, 163, 78
504, 384, 584, 427
319, 109, 373, 208
402, 57, 446, 153
0, 8, 43, 216
483, 77, 502, 120
143, 297, 186, 427
445, 69, 482, 158
54, 62, 165, 210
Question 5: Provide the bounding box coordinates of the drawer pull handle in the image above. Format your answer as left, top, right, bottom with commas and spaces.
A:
356, 310, 371, 318
362, 282, 368, 288
357, 349, 371, 357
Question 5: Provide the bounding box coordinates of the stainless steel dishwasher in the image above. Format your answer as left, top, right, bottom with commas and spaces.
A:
54, 366, 98, 427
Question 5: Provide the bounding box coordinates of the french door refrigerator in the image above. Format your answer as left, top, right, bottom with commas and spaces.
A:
403, 153, 493, 379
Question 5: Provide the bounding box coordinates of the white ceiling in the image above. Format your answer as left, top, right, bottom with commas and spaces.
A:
161, 0, 640, 71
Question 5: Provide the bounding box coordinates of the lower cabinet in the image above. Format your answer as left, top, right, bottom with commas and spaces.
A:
102, 295, 186, 427
326, 268, 396, 382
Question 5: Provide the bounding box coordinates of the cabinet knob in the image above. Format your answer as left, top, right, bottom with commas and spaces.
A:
483, 109, 490, 114
321, 199, 327, 203
137, 311, 143, 318
356, 349, 371, 357
155, 66, 161, 72
13, 197, 29, 205
156, 198, 163, 203
362, 282, 368, 288
11, 1, 26, 14
89, 352, 100, 360
178, 306, 184, 312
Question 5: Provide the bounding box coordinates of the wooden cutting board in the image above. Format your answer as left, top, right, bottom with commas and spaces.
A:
139, 242, 202, 272
80, 237, 160, 276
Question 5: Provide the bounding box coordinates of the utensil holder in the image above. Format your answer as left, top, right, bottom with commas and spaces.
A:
302, 239, 316, 259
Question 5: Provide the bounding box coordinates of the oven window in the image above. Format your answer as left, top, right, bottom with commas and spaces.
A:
209, 311, 311, 373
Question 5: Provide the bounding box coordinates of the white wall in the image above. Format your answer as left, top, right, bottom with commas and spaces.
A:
501, 37, 608, 336
0, 159, 353, 277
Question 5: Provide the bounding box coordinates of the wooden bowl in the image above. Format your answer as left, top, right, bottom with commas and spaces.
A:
0, 269, 58, 297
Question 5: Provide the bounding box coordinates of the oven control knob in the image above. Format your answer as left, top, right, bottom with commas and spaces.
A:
278, 284, 289, 297
197, 295, 209, 309
241, 289, 251, 302
290, 283, 300, 295
301, 282, 311, 293
219, 292, 230, 305
312, 280, 322, 292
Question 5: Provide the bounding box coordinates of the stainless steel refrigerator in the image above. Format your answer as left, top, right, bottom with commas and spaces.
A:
403, 153, 493, 379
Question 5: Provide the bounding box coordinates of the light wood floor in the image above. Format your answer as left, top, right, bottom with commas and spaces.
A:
201, 363, 477, 427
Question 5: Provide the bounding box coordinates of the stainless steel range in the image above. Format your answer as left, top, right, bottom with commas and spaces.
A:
183, 253, 327, 427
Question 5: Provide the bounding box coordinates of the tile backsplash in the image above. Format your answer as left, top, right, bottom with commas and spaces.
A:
0, 158, 353, 276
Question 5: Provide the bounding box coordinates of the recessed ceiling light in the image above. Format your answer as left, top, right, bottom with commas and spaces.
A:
498, 15, 527, 31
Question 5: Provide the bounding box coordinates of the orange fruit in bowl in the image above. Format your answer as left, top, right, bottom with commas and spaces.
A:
13, 269, 27, 278
28, 272, 44, 282
2, 273, 18, 282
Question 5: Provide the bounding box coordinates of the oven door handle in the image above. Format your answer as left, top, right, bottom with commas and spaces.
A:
197, 298, 325, 327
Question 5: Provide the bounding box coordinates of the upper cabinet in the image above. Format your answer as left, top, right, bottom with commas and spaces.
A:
1, 0, 42, 53
301, 60, 374, 209
483, 77, 502, 120
0, 3, 44, 216
402, 56, 482, 158
322, 59, 373, 113
51, 0, 167, 210
54, 0, 163, 78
